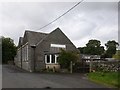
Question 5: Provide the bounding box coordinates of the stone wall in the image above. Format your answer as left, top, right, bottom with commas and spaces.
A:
92, 61, 120, 72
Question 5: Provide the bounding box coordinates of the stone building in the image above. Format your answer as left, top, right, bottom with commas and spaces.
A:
14, 28, 79, 72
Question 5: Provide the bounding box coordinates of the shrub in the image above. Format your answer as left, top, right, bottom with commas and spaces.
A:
58, 49, 79, 70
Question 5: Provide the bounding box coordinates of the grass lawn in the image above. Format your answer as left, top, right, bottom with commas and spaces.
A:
87, 71, 119, 88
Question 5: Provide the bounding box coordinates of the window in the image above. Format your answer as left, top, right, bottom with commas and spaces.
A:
24, 45, 28, 61
25, 46, 26, 61
50, 44, 66, 52
51, 54, 55, 63
26, 45, 28, 61
46, 55, 50, 63
21, 47, 24, 61
51, 44, 66, 48
23, 47, 25, 61
17, 43, 28, 62
55, 55, 59, 63
45, 54, 59, 64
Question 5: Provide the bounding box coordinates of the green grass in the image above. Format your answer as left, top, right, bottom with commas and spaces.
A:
87, 71, 119, 88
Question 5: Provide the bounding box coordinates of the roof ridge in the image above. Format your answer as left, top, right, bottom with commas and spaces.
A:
25, 30, 49, 35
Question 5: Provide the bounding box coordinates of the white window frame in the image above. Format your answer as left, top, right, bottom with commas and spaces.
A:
50, 55, 52, 63
55, 55, 59, 64
45, 54, 59, 64
45, 55, 47, 64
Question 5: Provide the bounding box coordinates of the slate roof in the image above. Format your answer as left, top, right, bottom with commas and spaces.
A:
18, 28, 75, 48
26, 30, 48, 46
18, 30, 48, 47
35, 28, 66, 46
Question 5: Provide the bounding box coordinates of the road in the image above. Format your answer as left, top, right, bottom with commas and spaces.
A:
2, 65, 110, 88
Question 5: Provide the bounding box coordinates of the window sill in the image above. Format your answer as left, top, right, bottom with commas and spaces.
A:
46, 63, 59, 65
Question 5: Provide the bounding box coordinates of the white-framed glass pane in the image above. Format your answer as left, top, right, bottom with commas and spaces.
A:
51, 54, 55, 63
47, 55, 50, 63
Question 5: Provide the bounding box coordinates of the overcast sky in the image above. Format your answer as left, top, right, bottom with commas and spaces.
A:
0, 1, 119, 49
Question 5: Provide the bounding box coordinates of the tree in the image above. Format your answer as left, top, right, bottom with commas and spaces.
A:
78, 39, 105, 55
113, 50, 120, 60
105, 40, 119, 58
2, 37, 17, 64
78, 47, 84, 54
58, 49, 79, 69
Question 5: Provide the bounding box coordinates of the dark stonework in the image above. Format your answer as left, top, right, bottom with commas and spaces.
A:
15, 28, 80, 72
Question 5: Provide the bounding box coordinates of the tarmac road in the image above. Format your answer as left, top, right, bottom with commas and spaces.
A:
2, 65, 111, 89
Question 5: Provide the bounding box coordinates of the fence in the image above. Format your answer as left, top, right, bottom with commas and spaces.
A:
73, 62, 90, 73
73, 60, 120, 73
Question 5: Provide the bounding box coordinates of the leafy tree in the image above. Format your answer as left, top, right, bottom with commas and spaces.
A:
78, 47, 84, 54
2, 37, 17, 64
78, 39, 105, 55
86, 39, 101, 47
113, 50, 120, 60
58, 49, 79, 69
105, 40, 119, 58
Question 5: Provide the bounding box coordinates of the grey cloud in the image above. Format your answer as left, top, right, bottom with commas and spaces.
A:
0, 2, 118, 48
